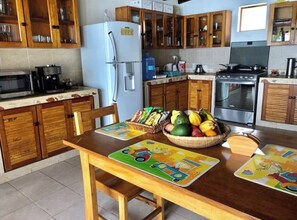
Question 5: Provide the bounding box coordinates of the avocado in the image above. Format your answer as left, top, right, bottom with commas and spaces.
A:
171, 124, 190, 136
174, 114, 190, 126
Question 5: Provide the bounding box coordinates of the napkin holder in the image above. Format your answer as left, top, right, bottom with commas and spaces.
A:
227, 134, 260, 157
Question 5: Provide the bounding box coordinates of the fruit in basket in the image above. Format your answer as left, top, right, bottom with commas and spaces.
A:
191, 125, 204, 137
164, 123, 174, 132
189, 111, 202, 126
171, 124, 191, 136
174, 114, 190, 126
199, 108, 222, 134
199, 120, 216, 133
204, 129, 217, 137
170, 110, 181, 124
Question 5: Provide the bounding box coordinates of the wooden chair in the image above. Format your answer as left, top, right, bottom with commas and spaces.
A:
74, 103, 164, 220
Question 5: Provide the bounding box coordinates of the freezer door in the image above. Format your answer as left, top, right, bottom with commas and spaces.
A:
104, 21, 142, 63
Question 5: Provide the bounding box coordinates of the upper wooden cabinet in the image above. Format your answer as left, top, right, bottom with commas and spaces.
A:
0, 0, 80, 48
261, 83, 297, 125
115, 6, 183, 49
267, 2, 297, 46
184, 10, 231, 48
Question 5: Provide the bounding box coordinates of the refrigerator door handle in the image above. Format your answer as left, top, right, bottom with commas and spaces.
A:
108, 31, 119, 102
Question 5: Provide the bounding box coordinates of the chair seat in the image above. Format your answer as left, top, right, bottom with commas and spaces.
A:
95, 170, 144, 201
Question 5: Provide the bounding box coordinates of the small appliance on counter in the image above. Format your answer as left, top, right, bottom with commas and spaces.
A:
0, 70, 34, 99
33, 65, 64, 94
286, 58, 297, 78
195, 64, 205, 74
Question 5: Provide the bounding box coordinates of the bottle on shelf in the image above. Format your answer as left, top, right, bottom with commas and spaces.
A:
280, 28, 285, 42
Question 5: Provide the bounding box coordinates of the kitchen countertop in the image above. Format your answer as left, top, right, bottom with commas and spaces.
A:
260, 75, 297, 84
0, 86, 99, 110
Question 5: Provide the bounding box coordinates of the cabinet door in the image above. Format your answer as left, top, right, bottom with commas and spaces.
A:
69, 96, 94, 136
37, 101, 69, 158
155, 12, 164, 48
0, 0, 28, 47
149, 84, 164, 108
188, 80, 212, 112
197, 13, 209, 47
174, 15, 183, 48
177, 80, 188, 110
267, 2, 296, 46
164, 83, 178, 111
209, 11, 231, 47
0, 106, 41, 171
184, 15, 196, 48
142, 10, 153, 49
116, 6, 141, 25
164, 14, 174, 48
261, 83, 291, 123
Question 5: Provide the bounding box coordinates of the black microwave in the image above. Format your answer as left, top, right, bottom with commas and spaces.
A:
0, 71, 34, 99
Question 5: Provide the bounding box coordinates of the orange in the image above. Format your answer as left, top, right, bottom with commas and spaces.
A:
204, 129, 217, 137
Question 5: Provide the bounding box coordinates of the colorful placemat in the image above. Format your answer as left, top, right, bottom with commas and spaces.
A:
235, 144, 297, 197
108, 140, 220, 187
95, 122, 146, 141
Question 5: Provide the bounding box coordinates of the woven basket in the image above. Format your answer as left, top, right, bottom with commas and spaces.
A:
163, 123, 231, 148
125, 120, 166, 133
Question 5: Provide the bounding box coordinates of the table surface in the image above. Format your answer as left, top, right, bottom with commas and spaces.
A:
63, 125, 297, 220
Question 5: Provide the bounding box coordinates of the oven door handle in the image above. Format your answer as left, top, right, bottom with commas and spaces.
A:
216, 80, 256, 85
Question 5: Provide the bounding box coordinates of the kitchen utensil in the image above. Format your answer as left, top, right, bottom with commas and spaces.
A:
286, 58, 297, 78
219, 63, 239, 71
195, 64, 205, 74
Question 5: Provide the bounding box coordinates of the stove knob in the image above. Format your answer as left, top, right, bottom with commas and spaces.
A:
244, 76, 248, 79
239, 76, 243, 78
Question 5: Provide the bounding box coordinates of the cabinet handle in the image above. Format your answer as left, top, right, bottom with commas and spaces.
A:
34, 121, 39, 126
52, 25, 60, 29
67, 114, 74, 118
291, 27, 295, 30
209, 33, 213, 36
21, 22, 26, 26
197, 89, 202, 92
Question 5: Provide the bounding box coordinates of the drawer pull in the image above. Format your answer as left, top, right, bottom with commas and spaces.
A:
13, 137, 21, 142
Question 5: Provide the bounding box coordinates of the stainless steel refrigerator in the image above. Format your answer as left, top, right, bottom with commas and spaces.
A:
81, 21, 143, 125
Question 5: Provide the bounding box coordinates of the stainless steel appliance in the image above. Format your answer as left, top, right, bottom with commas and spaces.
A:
33, 65, 64, 93
0, 70, 34, 99
286, 58, 297, 78
214, 41, 269, 126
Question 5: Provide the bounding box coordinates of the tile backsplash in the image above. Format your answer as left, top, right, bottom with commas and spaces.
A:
0, 48, 83, 85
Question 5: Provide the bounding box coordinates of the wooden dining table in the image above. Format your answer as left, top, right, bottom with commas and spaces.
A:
63, 124, 297, 220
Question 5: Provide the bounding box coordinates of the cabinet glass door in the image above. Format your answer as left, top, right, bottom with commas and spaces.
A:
270, 4, 294, 44
23, 0, 54, 47
210, 12, 223, 47
156, 13, 164, 48
165, 14, 173, 47
56, 0, 80, 47
185, 16, 195, 48
142, 10, 153, 49
130, 7, 141, 24
175, 15, 183, 48
0, 0, 27, 47
197, 14, 209, 47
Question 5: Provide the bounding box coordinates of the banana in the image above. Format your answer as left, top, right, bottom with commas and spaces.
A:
199, 120, 216, 133
199, 108, 222, 134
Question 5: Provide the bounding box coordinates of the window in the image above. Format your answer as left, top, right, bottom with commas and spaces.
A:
238, 3, 267, 32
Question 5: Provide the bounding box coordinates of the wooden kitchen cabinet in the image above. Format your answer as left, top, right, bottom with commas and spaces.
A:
0, 106, 41, 171
115, 6, 183, 49
261, 83, 297, 125
149, 80, 188, 111
188, 80, 212, 112
184, 10, 231, 48
267, 2, 297, 46
0, 0, 80, 48
0, 96, 93, 171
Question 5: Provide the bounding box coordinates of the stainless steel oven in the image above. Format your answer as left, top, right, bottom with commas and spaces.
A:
0, 70, 34, 99
214, 41, 269, 126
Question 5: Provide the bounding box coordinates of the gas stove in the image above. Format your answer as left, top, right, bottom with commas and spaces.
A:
216, 67, 267, 82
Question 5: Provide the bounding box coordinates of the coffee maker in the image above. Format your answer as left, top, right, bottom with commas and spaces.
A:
33, 65, 64, 93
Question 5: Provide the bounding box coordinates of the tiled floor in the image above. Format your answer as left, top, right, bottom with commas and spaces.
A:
0, 156, 207, 220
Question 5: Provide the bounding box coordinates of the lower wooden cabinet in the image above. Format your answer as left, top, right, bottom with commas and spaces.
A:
149, 80, 188, 111
261, 83, 297, 124
188, 80, 212, 112
0, 96, 94, 171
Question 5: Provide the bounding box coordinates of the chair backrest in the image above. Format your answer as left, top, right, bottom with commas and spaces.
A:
74, 103, 119, 135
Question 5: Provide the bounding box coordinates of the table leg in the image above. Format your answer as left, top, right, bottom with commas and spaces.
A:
80, 151, 98, 220
154, 195, 164, 220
